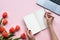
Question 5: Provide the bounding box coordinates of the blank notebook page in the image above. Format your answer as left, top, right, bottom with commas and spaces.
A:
23, 8, 47, 34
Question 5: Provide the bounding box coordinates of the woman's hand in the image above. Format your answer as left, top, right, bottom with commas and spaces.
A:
44, 12, 58, 40
44, 12, 54, 26
26, 29, 35, 40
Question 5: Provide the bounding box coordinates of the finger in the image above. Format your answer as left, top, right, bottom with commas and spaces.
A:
29, 30, 34, 37
52, 16, 54, 21
44, 12, 49, 17
25, 28, 29, 35
47, 12, 51, 14
26, 29, 32, 36
44, 12, 49, 18
26, 30, 31, 38
46, 12, 52, 18
25, 28, 28, 33
44, 13, 46, 17
48, 14, 52, 18
47, 13, 54, 18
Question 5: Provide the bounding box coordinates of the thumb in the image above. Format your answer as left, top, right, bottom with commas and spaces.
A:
29, 30, 33, 36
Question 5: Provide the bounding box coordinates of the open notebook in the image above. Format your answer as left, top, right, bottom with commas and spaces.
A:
23, 8, 47, 34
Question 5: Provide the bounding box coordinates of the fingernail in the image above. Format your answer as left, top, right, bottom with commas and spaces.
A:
29, 30, 31, 32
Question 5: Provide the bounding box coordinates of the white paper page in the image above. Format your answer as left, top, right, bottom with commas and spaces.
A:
23, 8, 47, 34
24, 13, 40, 34
34, 9, 47, 31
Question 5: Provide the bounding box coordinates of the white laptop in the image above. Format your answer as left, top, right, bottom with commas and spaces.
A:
23, 8, 47, 34
36, 0, 60, 15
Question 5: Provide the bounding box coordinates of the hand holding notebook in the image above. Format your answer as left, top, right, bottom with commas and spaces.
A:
23, 8, 47, 34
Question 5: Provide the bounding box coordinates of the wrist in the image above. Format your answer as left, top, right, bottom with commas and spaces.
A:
48, 24, 52, 26
47, 24, 53, 28
29, 37, 35, 40
30, 38, 35, 40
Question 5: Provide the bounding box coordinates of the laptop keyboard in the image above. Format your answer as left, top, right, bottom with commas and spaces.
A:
50, 0, 60, 5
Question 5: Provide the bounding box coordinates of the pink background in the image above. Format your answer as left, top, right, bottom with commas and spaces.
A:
0, 0, 60, 40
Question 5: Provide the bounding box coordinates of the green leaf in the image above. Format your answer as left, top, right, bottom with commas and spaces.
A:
13, 39, 18, 40
3, 37, 8, 40
8, 33, 15, 38
0, 18, 3, 25
13, 38, 20, 40
8, 38, 12, 40
0, 36, 3, 40
0, 19, 2, 25
0, 37, 7, 40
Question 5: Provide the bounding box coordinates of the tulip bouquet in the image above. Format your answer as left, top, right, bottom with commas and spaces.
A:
0, 12, 26, 40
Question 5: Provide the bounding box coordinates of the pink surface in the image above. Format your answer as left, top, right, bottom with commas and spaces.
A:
0, 0, 60, 40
